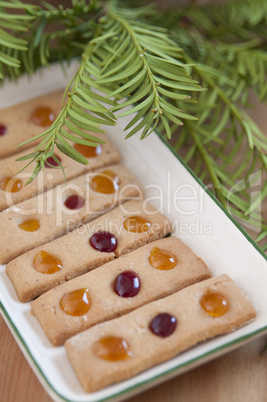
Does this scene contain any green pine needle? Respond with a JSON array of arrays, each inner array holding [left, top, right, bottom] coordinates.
[[151, 0, 267, 249]]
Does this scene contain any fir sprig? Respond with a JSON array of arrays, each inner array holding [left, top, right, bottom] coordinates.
[[96, 3, 201, 139], [6, 0, 202, 183], [17, 27, 117, 184], [0, 0, 101, 79], [150, 0, 267, 248]]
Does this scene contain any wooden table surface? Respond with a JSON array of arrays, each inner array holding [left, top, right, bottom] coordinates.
[[1, 1, 267, 401]]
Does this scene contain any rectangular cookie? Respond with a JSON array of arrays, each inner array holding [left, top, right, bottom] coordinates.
[[0, 165, 143, 264], [6, 199, 172, 302], [0, 90, 64, 158], [31, 237, 210, 346], [65, 274, 256, 392], [0, 132, 120, 211]]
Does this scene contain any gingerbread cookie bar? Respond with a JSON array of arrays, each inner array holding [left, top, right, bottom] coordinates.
[[6, 199, 172, 302], [0, 165, 143, 264], [65, 274, 256, 392], [0, 90, 64, 158], [31, 237, 210, 346], [0, 133, 120, 212]]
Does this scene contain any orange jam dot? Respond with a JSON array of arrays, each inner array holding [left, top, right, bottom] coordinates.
[[123, 216, 151, 233], [0, 177, 23, 193], [149, 247, 177, 270], [60, 288, 90, 316], [90, 170, 119, 194], [93, 336, 132, 361], [200, 292, 230, 317], [33, 251, 62, 274], [18, 219, 40, 232], [73, 142, 102, 158], [30, 106, 56, 126]]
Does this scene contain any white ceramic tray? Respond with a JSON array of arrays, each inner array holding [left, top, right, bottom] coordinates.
[[0, 63, 267, 402]]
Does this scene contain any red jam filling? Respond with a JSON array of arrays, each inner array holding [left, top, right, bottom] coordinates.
[[114, 271, 141, 297], [64, 194, 85, 210], [0, 124, 7, 136], [89, 231, 117, 253], [44, 155, 61, 168], [149, 313, 177, 338]]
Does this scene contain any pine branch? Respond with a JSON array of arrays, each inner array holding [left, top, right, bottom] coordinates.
[[151, 0, 267, 248], [17, 28, 117, 184], [0, 0, 101, 80], [95, 2, 202, 140], [16, 1, 206, 181]]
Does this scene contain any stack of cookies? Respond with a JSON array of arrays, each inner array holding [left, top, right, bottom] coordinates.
[[0, 91, 256, 392]]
